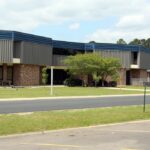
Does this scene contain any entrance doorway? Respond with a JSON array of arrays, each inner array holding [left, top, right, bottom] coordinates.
[[126, 70, 131, 85], [47, 69, 69, 85], [0, 66, 2, 81]]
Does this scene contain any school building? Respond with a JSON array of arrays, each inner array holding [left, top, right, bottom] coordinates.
[[0, 30, 150, 86]]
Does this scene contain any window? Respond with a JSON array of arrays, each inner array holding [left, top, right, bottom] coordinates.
[[53, 48, 84, 55], [132, 52, 138, 65], [13, 41, 21, 58], [53, 48, 72, 55]]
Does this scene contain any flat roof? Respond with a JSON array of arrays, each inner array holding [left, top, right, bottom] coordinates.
[[0, 30, 53, 45], [86, 43, 150, 52], [0, 30, 150, 52]]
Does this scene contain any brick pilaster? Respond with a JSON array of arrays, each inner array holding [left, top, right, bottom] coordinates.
[[3, 64, 7, 81]]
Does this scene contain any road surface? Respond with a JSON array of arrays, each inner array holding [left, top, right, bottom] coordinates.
[[0, 95, 150, 114]]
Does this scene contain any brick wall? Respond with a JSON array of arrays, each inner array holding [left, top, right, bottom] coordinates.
[[2, 64, 7, 81], [117, 68, 126, 85], [131, 69, 140, 78], [131, 69, 147, 79], [130, 69, 148, 86], [13, 64, 40, 86], [140, 69, 147, 78]]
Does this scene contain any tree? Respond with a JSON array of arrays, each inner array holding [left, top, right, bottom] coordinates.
[[64, 53, 102, 86], [128, 38, 150, 48], [92, 72, 101, 87], [117, 39, 127, 44], [129, 38, 141, 45], [140, 39, 146, 47], [64, 53, 121, 87], [89, 41, 96, 43], [99, 58, 121, 86], [91, 57, 121, 86], [42, 67, 48, 85], [144, 38, 150, 48]]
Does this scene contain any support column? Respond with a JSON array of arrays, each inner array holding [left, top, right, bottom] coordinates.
[[117, 68, 126, 86], [51, 66, 54, 96], [147, 72, 150, 82], [3, 64, 7, 81]]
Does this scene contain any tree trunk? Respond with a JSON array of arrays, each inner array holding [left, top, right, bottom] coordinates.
[[82, 78, 87, 87], [82, 80, 84, 87], [102, 80, 104, 87], [95, 81, 99, 87]]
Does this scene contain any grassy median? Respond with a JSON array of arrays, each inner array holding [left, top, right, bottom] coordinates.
[[0, 87, 148, 98], [0, 105, 150, 136]]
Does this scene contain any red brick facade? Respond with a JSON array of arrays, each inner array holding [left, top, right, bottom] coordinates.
[[0, 64, 149, 86], [13, 64, 40, 86]]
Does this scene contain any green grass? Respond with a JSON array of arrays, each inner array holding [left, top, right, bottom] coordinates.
[[0, 87, 148, 98], [0, 105, 150, 136]]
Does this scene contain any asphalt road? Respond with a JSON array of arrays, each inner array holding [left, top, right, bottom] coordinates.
[[0, 120, 150, 150], [0, 95, 150, 114]]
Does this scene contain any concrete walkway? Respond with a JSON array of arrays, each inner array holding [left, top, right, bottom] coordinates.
[[0, 93, 149, 102], [104, 87, 150, 91], [0, 120, 150, 150]]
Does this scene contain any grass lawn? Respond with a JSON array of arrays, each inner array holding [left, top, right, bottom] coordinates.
[[0, 105, 150, 136], [0, 87, 148, 98]]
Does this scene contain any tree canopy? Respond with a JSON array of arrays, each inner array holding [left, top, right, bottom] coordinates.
[[117, 38, 127, 45], [64, 53, 121, 86], [129, 38, 142, 45], [116, 38, 150, 48]]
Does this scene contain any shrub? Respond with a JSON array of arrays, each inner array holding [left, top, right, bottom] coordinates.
[[64, 78, 82, 86], [42, 68, 48, 85], [109, 81, 117, 87]]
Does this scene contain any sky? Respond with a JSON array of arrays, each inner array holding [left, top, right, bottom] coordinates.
[[0, 0, 150, 43]]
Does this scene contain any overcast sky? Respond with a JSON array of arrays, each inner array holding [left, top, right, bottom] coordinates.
[[0, 0, 150, 43]]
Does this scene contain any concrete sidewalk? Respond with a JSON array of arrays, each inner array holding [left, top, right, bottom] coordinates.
[[104, 87, 150, 91], [0, 93, 149, 102], [0, 120, 150, 150]]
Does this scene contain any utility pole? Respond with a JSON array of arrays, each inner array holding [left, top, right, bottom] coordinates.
[[143, 84, 146, 112], [51, 66, 54, 96]]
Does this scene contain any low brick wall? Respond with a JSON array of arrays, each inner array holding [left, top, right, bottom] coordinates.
[[13, 64, 40, 86]]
